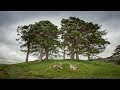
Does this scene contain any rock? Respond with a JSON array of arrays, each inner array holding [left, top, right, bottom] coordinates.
[[69, 64, 77, 71], [52, 64, 63, 69]]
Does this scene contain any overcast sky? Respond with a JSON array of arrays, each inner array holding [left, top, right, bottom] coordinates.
[[0, 11, 120, 64]]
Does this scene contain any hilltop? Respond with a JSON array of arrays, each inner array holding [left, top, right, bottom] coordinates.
[[0, 60, 120, 79]]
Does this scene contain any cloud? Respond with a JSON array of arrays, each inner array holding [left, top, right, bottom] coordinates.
[[0, 11, 120, 64]]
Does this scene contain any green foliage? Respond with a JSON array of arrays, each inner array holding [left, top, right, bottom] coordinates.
[[17, 20, 60, 61], [31, 20, 60, 60], [16, 24, 35, 62], [82, 24, 110, 60], [60, 17, 86, 59], [17, 16, 110, 61], [113, 45, 120, 56], [60, 16, 110, 60]]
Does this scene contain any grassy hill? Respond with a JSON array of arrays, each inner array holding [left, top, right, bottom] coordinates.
[[0, 60, 120, 79]]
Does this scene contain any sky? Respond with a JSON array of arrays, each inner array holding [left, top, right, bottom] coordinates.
[[0, 11, 120, 64]]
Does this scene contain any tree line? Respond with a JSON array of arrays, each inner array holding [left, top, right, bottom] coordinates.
[[16, 16, 110, 62]]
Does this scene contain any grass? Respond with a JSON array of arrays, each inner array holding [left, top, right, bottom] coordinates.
[[0, 60, 120, 79]]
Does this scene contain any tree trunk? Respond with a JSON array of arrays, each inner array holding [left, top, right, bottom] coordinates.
[[38, 48, 43, 61], [25, 44, 30, 62], [88, 53, 91, 61], [71, 48, 74, 60], [87, 42, 91, 61], [63, 45, 65, 60], [76, 50, 79, 60], [75, 38, 79, 60], [46, 51, 49, 60]]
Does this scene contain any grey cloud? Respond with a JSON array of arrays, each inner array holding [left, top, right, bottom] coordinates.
[[0, 11, 63, 27], [99, 11, 120, 22], [0, 11, 120, 64], [1, 11, 120, 26]]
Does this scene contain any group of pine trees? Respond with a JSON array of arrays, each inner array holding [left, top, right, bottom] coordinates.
[[16, 16, 110, 62]]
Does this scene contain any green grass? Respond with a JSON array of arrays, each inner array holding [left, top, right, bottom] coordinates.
[[0, 60, 120, 79]]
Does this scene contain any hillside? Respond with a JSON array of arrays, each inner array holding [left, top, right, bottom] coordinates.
[[0, 60, 120, 79]]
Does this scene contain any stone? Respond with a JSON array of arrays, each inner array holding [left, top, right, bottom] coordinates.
[[52, 64, 63, 69], [69, 64, 77, 71]]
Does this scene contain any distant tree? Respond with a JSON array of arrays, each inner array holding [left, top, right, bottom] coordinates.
[[113, 45, 120, 57], [16, 24, 34, 62]]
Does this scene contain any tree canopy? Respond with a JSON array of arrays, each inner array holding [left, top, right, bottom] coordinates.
[[16, 16, 110, 62], [113, 45, 120, 57]]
